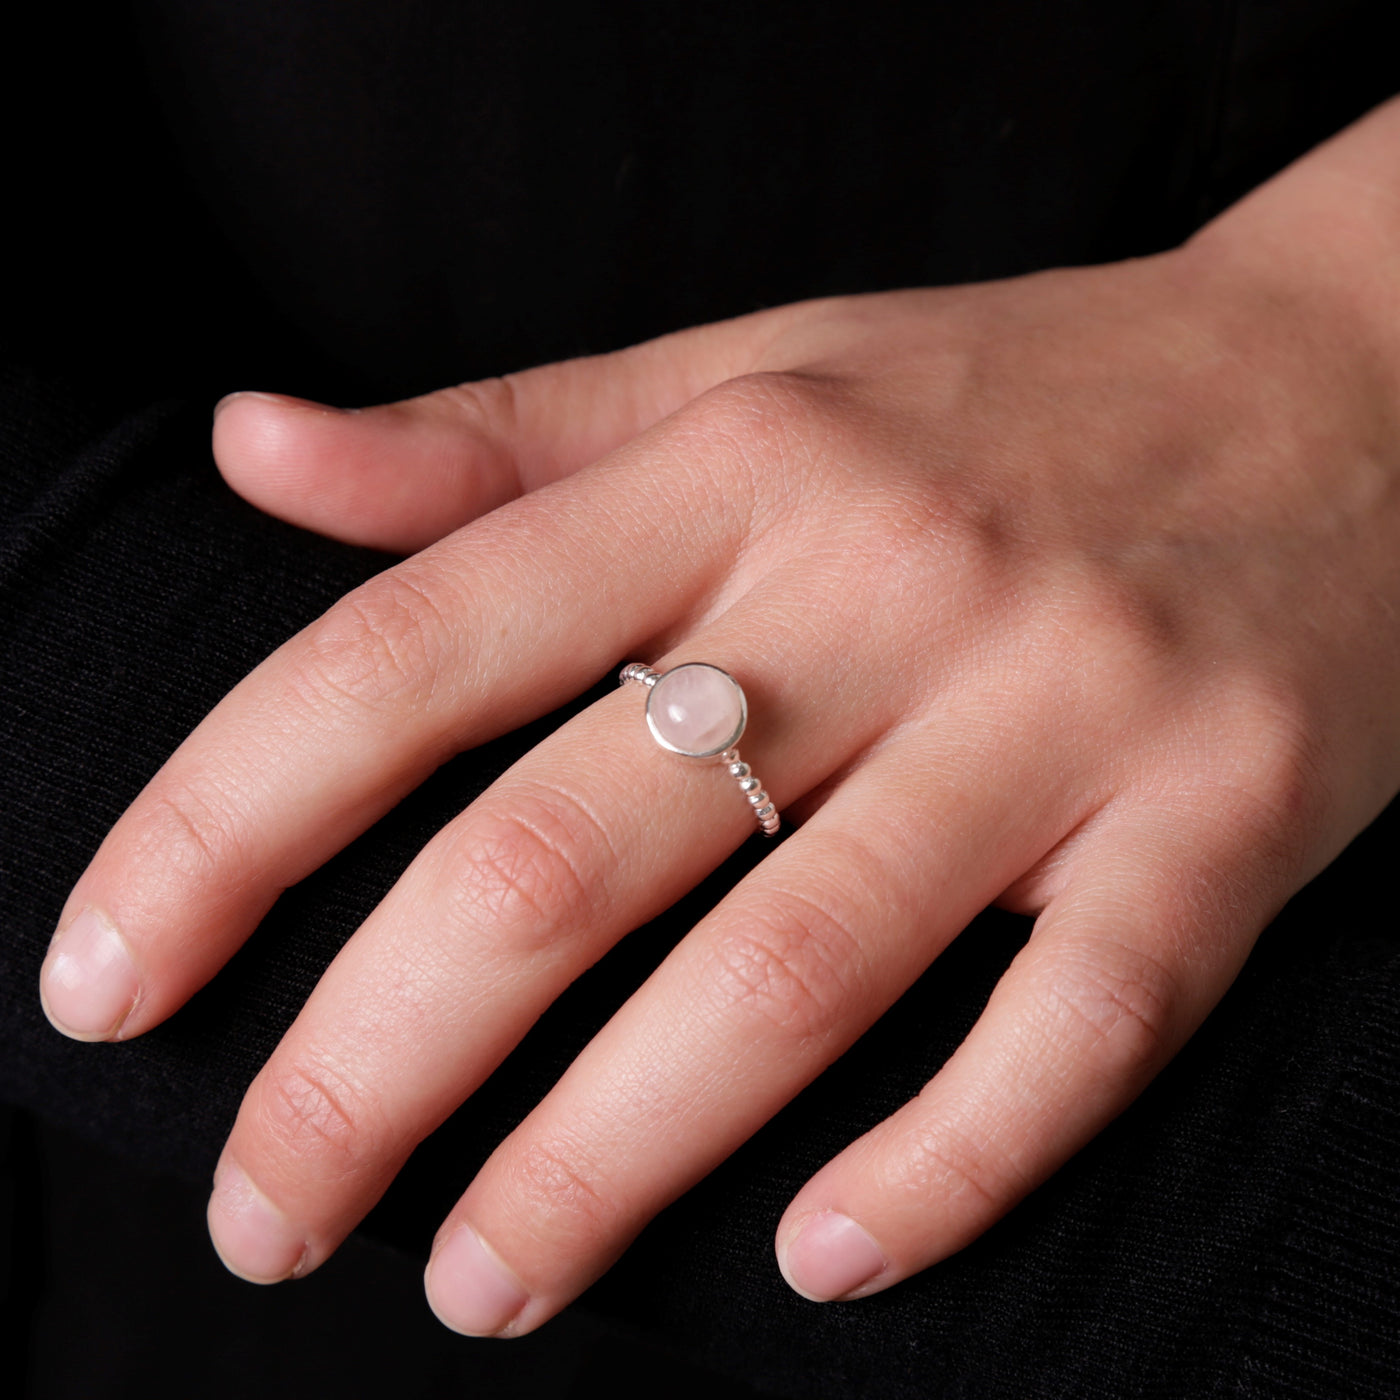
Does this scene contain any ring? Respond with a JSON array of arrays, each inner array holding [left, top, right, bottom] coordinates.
[[619, 661, 780, 837]]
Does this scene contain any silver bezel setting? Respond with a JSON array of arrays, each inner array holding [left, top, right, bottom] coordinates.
[[620, 660, 778, 837]]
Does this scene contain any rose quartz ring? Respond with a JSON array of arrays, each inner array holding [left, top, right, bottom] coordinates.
[[620, 661, 780, 837]]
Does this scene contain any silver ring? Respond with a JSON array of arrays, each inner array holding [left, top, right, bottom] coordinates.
[[620, 661, 780, 837]]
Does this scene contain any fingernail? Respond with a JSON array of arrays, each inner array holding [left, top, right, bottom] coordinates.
[[214, 390, 286, 418], [781, 1211, 887, 1302], [208, 1160, 307, 1284], [426, 1225, 529, 1336], [213, 391, 342, 419], [41, 907, 140, 1040]]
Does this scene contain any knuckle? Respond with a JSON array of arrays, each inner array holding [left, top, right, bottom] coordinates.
[[679, 369, 838, 500], [440, 375, 522, 436], [1021, 582, 1183, 720], [434, 787, 604, 958], [703, 888, 865, 1044], [433, 378, 524, 485], [1028, 937, 1179, 1085], [894, 1119, 1013, 1216], [255, 1053, 391, 1177], [501, 1135, 618, 1240], [1042, 591, 1153, 679], [695, 368, 834, 428], [133, 775, 253, 888], [1146, 679, 1332, 889], [292, 570, 455, 714], [1218, 689, 1331, 854]]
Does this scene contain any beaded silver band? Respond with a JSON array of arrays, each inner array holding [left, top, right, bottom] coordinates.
[[620, 662, 780, 837]]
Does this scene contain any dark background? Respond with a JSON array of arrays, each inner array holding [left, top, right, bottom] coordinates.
[[3, 3, 1399, 1395]]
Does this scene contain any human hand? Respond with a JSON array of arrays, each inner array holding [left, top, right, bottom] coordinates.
[[40, 102, 1400, 1335]]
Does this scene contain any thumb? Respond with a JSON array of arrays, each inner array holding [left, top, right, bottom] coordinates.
[[211, 306, 802, 554]]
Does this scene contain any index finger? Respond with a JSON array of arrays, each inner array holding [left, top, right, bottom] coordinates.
[[39, 397, 762, 1041]]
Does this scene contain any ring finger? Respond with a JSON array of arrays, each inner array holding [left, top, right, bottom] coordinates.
[[206, 571, 919, 1282]]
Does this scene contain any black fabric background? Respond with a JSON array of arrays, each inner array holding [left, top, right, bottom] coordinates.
[[3, 3, 1399, 1395]]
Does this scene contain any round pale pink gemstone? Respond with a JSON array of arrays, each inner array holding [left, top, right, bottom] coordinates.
[[646, 663, 746, 757]]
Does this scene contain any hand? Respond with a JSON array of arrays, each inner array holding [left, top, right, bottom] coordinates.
[[40, 101, 1400, 1335]]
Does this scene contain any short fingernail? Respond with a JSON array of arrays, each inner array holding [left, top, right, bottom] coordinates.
[[426, 1225, 529, 1337], [208, 1160, 307, 1284], [213, 391, 343, 419], [42, 907, 139, 1040], [781, 1211, 887, 1302]]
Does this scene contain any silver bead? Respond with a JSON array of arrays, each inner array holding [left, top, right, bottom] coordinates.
[[728, 761, 751, 779], [746, 789, 769, 807], [739, 776, 761, 794], [754, 802, 776, 820]]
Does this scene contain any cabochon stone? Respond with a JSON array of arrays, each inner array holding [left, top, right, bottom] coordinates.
[[647, 664, 745, 756]]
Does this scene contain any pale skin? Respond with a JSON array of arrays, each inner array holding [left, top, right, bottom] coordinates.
[[39, 97, 1400, 1334]]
